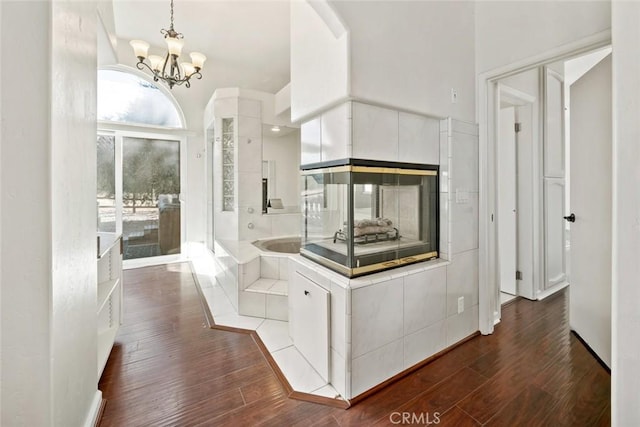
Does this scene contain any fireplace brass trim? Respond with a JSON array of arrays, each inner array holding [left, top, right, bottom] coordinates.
[[301, 248, 439, 278], [301, 165, 437, 176]]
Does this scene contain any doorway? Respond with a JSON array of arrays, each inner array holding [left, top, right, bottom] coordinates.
[[480, 39, 611, 368], [497, 84, 536, 306], [96, 132, 185, 262]]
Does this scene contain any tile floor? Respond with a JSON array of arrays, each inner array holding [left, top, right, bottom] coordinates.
[[190, 256, 342, 399]]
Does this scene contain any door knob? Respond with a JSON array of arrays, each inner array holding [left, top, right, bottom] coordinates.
[[563, 213, 575, 223]]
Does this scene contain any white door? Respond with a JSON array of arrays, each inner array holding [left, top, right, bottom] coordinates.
[[498, 107, 517, 295], [568, 54, 612, 367]]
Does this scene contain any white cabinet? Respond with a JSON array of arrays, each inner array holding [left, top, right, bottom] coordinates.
[[97, 232, 123, 379], [290, 272, 330, 381]]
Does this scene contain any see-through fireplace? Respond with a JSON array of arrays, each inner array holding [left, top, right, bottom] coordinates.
[[301, 159, 438, 277]]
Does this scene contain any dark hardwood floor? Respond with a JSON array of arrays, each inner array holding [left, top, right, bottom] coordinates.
[[98, 263, 610, 426]]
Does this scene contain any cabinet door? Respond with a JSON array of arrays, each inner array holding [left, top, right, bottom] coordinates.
[[290, 272, 330, 381]]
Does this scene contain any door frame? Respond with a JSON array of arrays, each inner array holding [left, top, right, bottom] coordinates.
[[97, 127, 188, 269], [477, 30, 611, 334]]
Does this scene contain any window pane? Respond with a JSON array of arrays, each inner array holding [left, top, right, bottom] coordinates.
[[122, 137, 181, 259], [97, 135, 116, 232], [98, 69, 183, 128]]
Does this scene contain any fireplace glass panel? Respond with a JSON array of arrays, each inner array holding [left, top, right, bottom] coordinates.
[[301, 160, 438, 277]]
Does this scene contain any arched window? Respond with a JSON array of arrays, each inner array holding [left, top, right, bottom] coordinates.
[[98, 69, 185, 128]]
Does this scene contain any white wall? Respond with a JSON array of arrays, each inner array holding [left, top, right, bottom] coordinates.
[[1, 1, 99, 426], [1, 3, 52, 424], [612, 1, 640, 424], [333, 1, 476, 123], [475, 1, 611, 74], [290, 1, 349, 122], [51, 1, 100, 424]]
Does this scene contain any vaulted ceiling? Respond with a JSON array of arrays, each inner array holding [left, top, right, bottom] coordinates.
[[112, 0, 292, 95]]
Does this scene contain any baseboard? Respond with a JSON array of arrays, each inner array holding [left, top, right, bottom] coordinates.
[[537, 281, 569, 300], [571, 330, 611, 374], [83, 390, 104, 427]]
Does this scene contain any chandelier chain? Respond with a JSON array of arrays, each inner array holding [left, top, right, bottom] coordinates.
[[169, 0, 174, 31]]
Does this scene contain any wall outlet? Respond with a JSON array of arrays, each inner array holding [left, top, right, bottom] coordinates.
[[457, 296, 464, 314]]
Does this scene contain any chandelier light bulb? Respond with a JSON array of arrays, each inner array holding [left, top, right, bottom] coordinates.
[[130, 40, 150, 59], [148, 55, 164, 72], [166, 36, 184, 56], [181, 62, 195, 77], [190, 52, 206, 70]]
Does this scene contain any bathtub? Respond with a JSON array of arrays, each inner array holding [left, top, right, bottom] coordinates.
[[252, 237, 301, 254]]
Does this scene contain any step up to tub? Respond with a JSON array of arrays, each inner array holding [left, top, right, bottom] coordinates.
[[239, 278, 288, 321], [245, 278, 288, 296]]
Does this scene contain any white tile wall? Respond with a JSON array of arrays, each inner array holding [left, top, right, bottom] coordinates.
[[351, 338, 404, 397], [237, 172, 262, 207], [266, 294, 288, 321], [403, 319, 447, 369], [330, 282, 347, 358], [439, 130, 450, 193], [451, 131, 479, 192], [270, 213, 302, 237], [330, 348, 347, 398], [450, 192, 479, 254], [237, 137, 262, 174], [439, 192, 450, 259], [321, 102, 351, 161], [398, 112, 440, 164], [279, 258, 289, 280], [403, 267, 447, 335], [451, 119, 479, 136], [240, 257, 260, 290], [445, 304, 479, 347], [238, 290, 266, 318], [351, 278, 403, 358], [261, 256, 280, 279], [301, 118, 322, 165], [352, 102, 399, 161], [446, 249, 479, 316], [238, 210, 271, 240]]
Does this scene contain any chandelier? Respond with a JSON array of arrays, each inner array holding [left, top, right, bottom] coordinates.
[[129, 0, 206, 89]]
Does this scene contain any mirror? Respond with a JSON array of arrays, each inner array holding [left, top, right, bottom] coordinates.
[[262, 124, 301, 214]]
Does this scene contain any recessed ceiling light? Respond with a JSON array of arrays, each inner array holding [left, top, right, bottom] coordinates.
[[271, 125, 281, 132]]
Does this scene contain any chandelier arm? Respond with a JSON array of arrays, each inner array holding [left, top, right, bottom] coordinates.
[[161, 52, 171, 81], [135, 60, 155, 74]]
